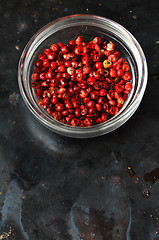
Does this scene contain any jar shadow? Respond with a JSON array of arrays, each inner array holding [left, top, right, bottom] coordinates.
[[20, 101, 120, 159]]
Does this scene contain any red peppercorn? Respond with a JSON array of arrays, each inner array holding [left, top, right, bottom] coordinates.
[[50, 61, 58, 69], [91, 91, 99, 100], [69, 39, 76, 46], [62, 109, 69, 116], [99, 89, 107, 97], [96, 118, 102, 124], [31, 81, 40, 89], [61, 46, 69, 54], [58, 88, 66, 94], [65, 101, 72, 109], [47, 104, 54, 114], [55, 103, 64, 112], [51, 97, 59, 104], [44, 49, 51, 55], [92, 54, 100, 62], [31, 73, 40, 81], [75, 69, 82, 75], [50, 78, 58, 87], [83, 47, 90, 55], [34, 60, 43, 68], [106, 77, 113, 84], [82, 56, 92, 66], [97, 97, 105, 105], [109, 107, 119, 115], [118, 79, 125, 85], [94, 43, 101, 52], [117, 57, 124, 64], [89, 107, 96, 114], [45, 70, 54, 79], [75, 36, 84, 45], [103, 50, 111, 57], [125, 82, 133, 91], [76, 73, 86, 82], [110, 69, 117, 78], [62, 92, 70, 101], [74, 46, 83, 55], [39, 53, 46, 61], [84, 118, 92, 126], [81, 108, 88, 116], [102, 81, 109, 89], [87, 77, 95, 86], [122, 64, 130, 72], [71, 61, 78, 68], [61, 72, 69, 80], [41, 81, 50, 88], [114, 51, 121, 58], [47, 52, 56, 61], [35, 88, 42, 97], [109, 100, 116, 106], [80, 82, 87, 89], [74, 108, 81, 117], [83, 66, 91, 74], [71, 118, 79, 126], [58, 65, 67, 73], [116, 103, 123, 108], [43, 97, 50, 105], [93, 81, 103, 90], [87, 100, 95, 108], [57, 94, 63, 99], [101, 113, 108, 122], [113, 62, 122, 70], [50, 44, 59, 52], [107, 91, 114, 100], [93, 71, 101, 80], [108, 54, 118, 62], [115, 84, 124, 93], [86, 114, 94, 118], [86, 86, 92, 94], [93, 37, 102, 45], [114, 91, 121, 99], [117, 69, 124, 77], [95, 62, 103, 69], [123, 90, 130, 94], [95, 103, 102, 111], [59, 79, 67, 88], [79, 90, 88, 98], [123, 94, 128, 101], [83, 97, 90, 104], [72, 101, 80, 108], [43, 59, 51, 68], [80, 120, 85, 127], [122, 72, 132, 81], [58, 42, 65, 48], [103, 102, 109, 111], [64, 61, 71, 68], [68, 113, 74, 119]]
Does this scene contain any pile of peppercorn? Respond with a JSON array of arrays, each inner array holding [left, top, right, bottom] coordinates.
[[31, 36, 132, 127]]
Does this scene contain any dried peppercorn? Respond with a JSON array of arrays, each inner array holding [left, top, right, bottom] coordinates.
[[31, 36, 133, 127]]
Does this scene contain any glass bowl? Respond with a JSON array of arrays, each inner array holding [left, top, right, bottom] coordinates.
[[18, 14, 148, 138]]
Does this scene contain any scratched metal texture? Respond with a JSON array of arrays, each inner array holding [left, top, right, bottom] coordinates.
[[0, 0, 159, 239]]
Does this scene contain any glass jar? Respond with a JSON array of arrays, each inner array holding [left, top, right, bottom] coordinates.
[[18, 14, 148, 138]]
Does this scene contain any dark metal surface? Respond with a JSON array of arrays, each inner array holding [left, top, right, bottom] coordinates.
[[0, 0, 159, 239]]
